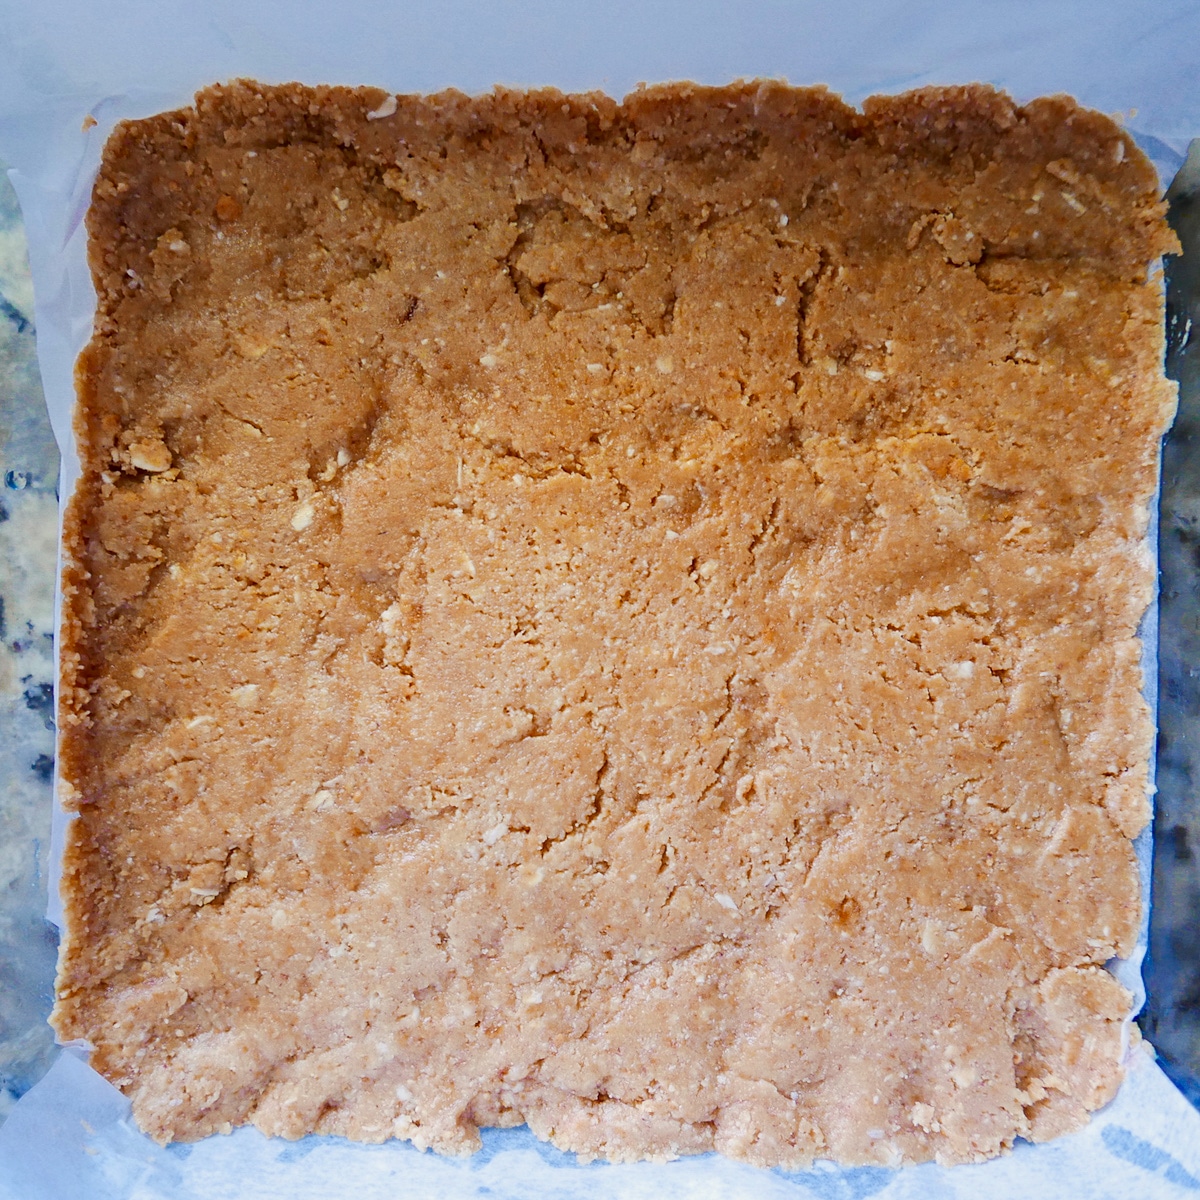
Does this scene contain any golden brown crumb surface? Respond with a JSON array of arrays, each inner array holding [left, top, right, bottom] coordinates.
[[54, 79, 1176, 1168]]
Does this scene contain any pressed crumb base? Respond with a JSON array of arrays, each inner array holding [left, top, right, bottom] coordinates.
[[54, 80, 1176, 1167]]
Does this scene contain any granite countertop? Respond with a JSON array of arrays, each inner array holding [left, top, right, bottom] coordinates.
[[0, 164, 60, 1119], [0, 151, 1197, 1123], [1144, 144, 1200, 1108]]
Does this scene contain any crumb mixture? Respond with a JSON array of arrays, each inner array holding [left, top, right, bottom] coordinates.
[[53, 80, 1176, 1167]]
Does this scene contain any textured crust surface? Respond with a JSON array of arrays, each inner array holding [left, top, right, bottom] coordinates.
[[54, 80, 1176, 1167]]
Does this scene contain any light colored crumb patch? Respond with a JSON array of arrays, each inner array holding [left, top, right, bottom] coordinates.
[[366, 95, 398, 121], [128, 439, 172, 473]]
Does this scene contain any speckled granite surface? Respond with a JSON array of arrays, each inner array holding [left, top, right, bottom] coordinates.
[[1142, 142, 1200, 1106], [0, 148, 1197, 1126], [0, 162, 60, 1120]]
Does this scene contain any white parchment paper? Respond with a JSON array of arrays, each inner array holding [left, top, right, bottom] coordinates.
[[1, 2, 1199, 1196]]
